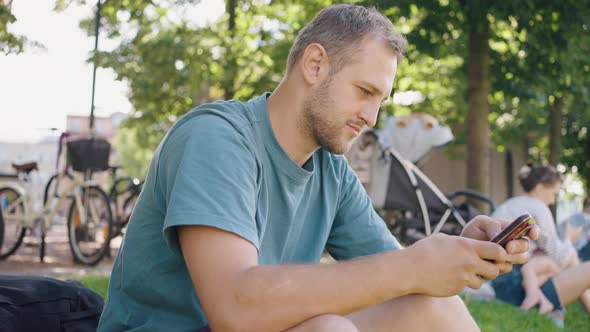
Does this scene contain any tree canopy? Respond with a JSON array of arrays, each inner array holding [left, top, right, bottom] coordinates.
[[55, 0, 590, 190]]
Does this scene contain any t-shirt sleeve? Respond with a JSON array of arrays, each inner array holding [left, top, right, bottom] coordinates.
[[159, 114, 259, 254], [326, 160, 401, 260]]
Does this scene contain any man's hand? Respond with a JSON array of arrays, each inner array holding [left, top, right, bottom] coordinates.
[[461, 215, 540, 273], [407, 233, 508, 297]]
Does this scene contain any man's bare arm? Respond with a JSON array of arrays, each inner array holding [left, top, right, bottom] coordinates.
[[179, 225, 510, 332]]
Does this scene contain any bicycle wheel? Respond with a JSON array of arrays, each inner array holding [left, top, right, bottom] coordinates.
[[67, 186, 113, 266], [0, 206, 3, 252], [120, 189, 139, 234], [0, 187, 26, 259], [41, 174, 59, 263]]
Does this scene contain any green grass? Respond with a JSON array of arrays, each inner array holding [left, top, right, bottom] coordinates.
[[75, 275, 590, 331], [465, 296, 590, 332], [75, 274, 110, 300]]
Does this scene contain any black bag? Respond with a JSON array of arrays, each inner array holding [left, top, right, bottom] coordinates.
[[0, 275, 104, 332]]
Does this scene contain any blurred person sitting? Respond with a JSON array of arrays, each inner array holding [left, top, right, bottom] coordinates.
[[489, 165, 590, 326], [559, 197, 590, 261]]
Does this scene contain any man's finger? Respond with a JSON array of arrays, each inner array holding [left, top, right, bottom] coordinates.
[[507, 252, 529, 265], [483, 218, 503, 240], [474, 241, 509, 262], [467, 274, 483, 290], [475, 260, 501, 280], [527, 225, 541, 241], [497, 262, 513, 275], [505, 238, 530, 255]]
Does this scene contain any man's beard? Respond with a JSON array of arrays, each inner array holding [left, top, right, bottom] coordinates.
[[300, 79, 351, 155]]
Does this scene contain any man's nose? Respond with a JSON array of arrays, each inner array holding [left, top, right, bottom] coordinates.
[[359, 104, 380, 128]]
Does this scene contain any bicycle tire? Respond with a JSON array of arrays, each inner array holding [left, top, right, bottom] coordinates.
[[0, 199, 4, 252], [110, 176, 135, 198], [0, 187, 26, 259], [43, 174, 58, 204], [67, 186, 113, 266], [42, 173, 72, 263], [40, 232, 46, 262], [119, 189, 139, 234], [43, 173, 75, 204]]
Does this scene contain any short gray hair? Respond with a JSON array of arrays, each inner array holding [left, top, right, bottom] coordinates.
[[286, 4, 407, 74]]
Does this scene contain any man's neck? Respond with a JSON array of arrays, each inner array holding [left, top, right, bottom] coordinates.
[[267, 78, 318, 167]]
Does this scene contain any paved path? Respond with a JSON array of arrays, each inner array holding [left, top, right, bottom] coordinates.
[[0, 224, 119, 277]]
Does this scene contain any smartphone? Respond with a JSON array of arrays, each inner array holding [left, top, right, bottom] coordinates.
[[491, 213, 536, 247]]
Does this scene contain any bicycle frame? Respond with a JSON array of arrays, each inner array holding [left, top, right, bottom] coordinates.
[[2, 171, 95, 233], [1, 131, 113, 265]]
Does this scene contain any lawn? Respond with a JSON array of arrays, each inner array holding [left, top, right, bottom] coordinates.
[[464, 295, 590, 332], [77, 275, 590, 332]]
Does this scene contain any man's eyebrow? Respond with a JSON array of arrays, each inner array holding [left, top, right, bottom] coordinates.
[[359, 81, 391, 103]]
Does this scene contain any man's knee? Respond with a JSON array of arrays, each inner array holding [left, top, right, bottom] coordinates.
[[397, 295, 479, 332], [420, 295, 479, 332], [290, 314, 359, 332]]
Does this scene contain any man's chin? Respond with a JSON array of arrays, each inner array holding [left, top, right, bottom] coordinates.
[[323, 142, 353, 155]]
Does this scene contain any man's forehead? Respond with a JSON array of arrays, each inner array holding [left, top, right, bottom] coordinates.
[[347, 59, 397, 94]]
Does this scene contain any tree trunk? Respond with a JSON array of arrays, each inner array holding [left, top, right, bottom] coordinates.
[[466, 2, 490, 208], [548, 96, 565, 166], [523, 135, 531, 165], [584, 136, 590, 194], [223, 0, 237, 100], [505, 149, 514, 199]]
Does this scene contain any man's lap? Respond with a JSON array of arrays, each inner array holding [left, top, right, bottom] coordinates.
[[195, 295, 477, 332], [346, 294, 478, 332]]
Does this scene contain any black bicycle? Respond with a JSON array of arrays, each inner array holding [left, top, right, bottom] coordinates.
[[106, 165, 142, 254]]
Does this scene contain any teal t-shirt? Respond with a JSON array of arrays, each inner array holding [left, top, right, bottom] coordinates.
[[97, 93, 400, 331]]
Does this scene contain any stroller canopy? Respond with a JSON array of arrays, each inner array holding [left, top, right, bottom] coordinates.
[[374, 115, 454, 163]]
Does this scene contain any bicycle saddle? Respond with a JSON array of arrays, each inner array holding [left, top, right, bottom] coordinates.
[[12, 161, 38, 173]]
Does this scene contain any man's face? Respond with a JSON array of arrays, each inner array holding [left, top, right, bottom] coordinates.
[[301, 38, 398, 155]]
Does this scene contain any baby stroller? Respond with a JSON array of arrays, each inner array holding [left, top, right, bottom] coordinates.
[[350, 114, 496, 244]]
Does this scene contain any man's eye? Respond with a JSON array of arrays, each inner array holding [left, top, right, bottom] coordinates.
[[359, 87, 371, 96]]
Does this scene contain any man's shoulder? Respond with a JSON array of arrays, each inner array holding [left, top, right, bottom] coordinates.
[[162, 98, 263, 146], [156, 98, 263, 162], [180, 99, 256, 129]]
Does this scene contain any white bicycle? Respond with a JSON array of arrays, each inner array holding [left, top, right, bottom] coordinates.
[[0, 133, 113, 265]]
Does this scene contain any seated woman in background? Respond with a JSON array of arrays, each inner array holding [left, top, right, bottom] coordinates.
[[489, 165, 590, 326], [560, 197, 590, 261]]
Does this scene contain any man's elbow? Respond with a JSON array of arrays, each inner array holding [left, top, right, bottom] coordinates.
[[203, 269, 272, 331], [206, 291, 265, 332]]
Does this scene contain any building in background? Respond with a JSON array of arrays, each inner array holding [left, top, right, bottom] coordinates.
[[66, 112, 127, 140], [0, 137, 58, 174], [0, 112, 128, 186]]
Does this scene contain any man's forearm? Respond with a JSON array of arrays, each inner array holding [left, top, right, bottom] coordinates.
[[227, 249, 416, 331]]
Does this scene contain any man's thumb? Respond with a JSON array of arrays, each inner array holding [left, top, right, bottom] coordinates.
[[485, 219, 503, 240]]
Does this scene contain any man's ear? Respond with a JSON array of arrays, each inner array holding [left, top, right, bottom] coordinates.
[[300, 43, 330, 85]]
